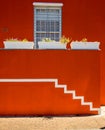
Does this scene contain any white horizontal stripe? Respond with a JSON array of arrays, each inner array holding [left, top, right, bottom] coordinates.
[[0, 79, 57, 82], [33, 2, 63, 7]]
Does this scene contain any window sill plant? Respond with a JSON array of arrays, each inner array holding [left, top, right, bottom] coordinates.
[[3, 38, 34, 49], [70, 38, 100, 50], [38, 36, 71, 49]]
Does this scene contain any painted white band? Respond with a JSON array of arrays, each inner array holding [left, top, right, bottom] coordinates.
[[33, 2, 63, 7]]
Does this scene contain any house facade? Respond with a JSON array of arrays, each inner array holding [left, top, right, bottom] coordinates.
[[0, 0, 105, 105]]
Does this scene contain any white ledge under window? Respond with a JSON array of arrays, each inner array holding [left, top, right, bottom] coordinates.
[[33, 2, 63, 7]]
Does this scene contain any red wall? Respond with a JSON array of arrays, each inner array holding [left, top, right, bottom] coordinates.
[[0, 50, 100, 115], [0, 0, 105, 104]]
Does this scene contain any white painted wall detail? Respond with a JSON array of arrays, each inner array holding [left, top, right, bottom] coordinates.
[[0, 78, 100, 113]]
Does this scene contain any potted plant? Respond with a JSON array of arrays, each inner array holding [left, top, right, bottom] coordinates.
[[38, 36, 71, 49], [60, 35, 72, 49], [70, 38, 100, 50], [3, 38, 34, 49]]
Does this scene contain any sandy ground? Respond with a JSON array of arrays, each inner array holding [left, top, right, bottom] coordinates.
[[0, 107, 105, 130]]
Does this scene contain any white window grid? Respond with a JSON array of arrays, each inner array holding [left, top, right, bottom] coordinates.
[[34, 6, 62, 48]]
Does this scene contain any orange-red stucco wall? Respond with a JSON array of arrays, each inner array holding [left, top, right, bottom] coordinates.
[[0, 50, 100, 115], [0, 0, 105, 104]]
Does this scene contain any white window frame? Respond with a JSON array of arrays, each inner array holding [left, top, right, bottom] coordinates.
[[33, 2, 63, 48]]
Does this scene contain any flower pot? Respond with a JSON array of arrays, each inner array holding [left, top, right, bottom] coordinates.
[[70, 42, 100, 50], [3, 41, 34, 49], [38, 42, 66, 49]]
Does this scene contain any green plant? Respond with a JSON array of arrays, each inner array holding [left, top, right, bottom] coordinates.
[[5, 38, 28, 42], [59, 35, 72, 44], [41, 38, 55, 42]]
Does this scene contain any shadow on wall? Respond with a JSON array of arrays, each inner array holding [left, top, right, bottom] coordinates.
[[100, 127, 105, 129]]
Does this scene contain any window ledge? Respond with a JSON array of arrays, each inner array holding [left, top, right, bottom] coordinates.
[[33, 2, 63, 7]]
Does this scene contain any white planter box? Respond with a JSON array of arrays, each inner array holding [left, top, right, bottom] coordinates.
[[70, 42, 100, 50], [3, 41, 34, 49], [38, 42, 66, 49]]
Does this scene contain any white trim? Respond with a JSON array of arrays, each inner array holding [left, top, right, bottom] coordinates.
[[33, 2, 63, 7], [0, 79, 56, 82], [0, 78, 100, 113]]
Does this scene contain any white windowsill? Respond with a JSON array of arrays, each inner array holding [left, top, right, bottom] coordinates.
[[33, 2, 63, 7]]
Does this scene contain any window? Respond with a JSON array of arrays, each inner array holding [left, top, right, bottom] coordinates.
[[33, 2, 63, 48]]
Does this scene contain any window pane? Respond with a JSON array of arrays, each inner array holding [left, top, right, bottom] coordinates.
[[41, 21, 46, 31], [36, 20, 40, 31], [34, 6, 62, 44], [54, 33, 60, 41]]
